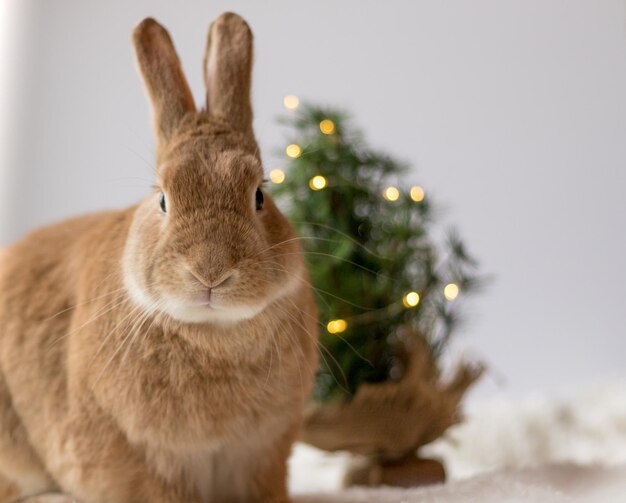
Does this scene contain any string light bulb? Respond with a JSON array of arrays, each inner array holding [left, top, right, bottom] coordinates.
[[283, 95, 299, 110], [269, 169, 285, 184], [383, 186, 400, 201], [286, 144, 302, 158], [319, 119, 335, 135], [309, 175, 327, 190], [444, 283, 460, 301], [403, 291, 420, 308], [327, 319, 348, 334], [410, 185, 425, 202]]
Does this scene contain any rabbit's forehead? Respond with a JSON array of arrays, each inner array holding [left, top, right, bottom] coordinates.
[[160, 148, 261, 194]]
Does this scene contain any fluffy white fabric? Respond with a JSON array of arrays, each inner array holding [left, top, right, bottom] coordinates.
[[289, 377, 626, 502], [423, 378, 626, 479], [295, 465, 626, 503]]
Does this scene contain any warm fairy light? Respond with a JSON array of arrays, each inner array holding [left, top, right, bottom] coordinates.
[[309, 175, 327, 190], [410, 185, 425, 202], [327, 319, 348, 334], [319, 119, 335, 135], [444, 283, 460, 301], [283, 95, 299, 110], [286, 144, 302, 158], [383, 186, 400, 201], [269, 169, 285, 184], [403, 291, 420, 308]]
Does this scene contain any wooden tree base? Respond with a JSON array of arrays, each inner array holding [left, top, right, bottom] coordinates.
[[301, 337, 483, 458], [344, 454, 446, 488]]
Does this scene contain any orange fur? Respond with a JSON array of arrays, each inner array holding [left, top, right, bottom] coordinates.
[[0, 12, 318, 503]]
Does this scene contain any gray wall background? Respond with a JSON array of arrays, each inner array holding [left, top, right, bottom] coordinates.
[[1, 0, 625, 402]]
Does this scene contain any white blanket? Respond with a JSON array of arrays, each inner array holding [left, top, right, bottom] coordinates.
[[295, 464, 626, 502]]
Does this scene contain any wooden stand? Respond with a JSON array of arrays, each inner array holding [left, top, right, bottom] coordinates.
[[300, 336, 483, 488], [345, 454, 446, 488]]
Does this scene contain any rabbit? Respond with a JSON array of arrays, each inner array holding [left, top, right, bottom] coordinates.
[[0, 12, 318, 503]]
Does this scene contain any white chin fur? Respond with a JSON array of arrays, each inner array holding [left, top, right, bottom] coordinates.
[[161, 295, 266, 324]]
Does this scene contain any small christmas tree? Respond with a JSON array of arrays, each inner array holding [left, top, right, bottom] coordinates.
[[271, 103, 484, 486], [271, 103, 482, 404]]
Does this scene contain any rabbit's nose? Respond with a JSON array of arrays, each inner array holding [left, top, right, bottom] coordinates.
[[186, 264, 236, 290], [207, 271, 235, 290], [206, 272, 237, 303]]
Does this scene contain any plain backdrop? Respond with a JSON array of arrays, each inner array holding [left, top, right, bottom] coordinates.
[[1, 0, 625, 403]]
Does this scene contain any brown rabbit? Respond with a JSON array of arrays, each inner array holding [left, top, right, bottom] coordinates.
[[0, 12, 318, 503]]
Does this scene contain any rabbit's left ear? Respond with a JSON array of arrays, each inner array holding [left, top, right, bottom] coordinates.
[[133, 18, 196, 152], [203, 12, 254, 133]]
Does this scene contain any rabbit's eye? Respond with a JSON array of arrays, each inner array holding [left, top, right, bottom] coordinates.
[[159, 192, 167, 213], [255, 188, 264, 211]]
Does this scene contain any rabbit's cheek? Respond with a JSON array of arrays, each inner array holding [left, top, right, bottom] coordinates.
[[122, 209, 164, 314]]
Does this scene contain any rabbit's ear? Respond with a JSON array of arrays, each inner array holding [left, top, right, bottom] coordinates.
[[133, 18, 195, 151], [203, 13, 253, 133]]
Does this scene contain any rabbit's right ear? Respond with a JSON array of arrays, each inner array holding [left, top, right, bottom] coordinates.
[[203, 13, 253, 134], [133, 18, 195, 154]]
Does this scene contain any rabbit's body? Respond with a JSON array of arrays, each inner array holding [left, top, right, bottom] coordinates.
[[0, 13, 318, 503]]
